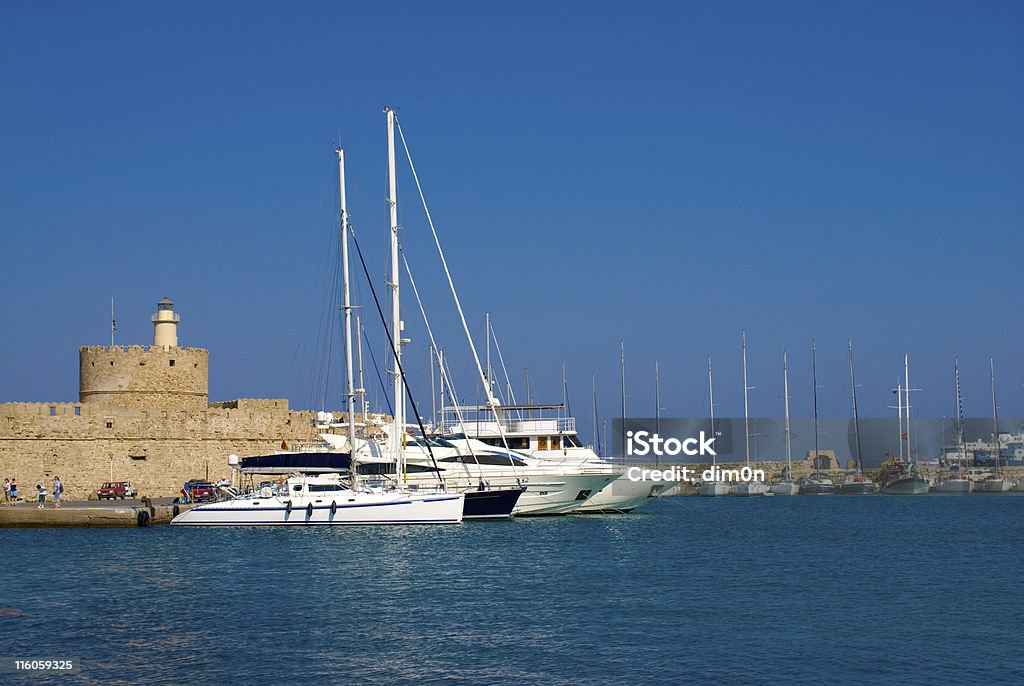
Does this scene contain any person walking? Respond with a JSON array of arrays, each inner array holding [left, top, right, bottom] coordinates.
[[3, 478, 10, 506], [52, 477, 63, 508], [36, 483, 47, 509]]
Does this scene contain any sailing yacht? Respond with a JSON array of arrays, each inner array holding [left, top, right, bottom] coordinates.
[[975, 359, 1011, 493], [173, 135, 465, 525], [937, 358, 973, 494], [838, 341, 878, 495], [731, 332, 768, 496], [769, 351, 799, 496], [698, 356, 731, 496], [879, 355, 928, 495], [799, 340, 837, 495]]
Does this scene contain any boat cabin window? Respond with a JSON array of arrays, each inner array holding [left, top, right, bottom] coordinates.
[[562, 435, 582, 448], [439, 454, 527, 467], [292, 485, 302, 492], [538, 436, 548, 450], [308, 484, 345, 492], [550, 436, 561, 450]]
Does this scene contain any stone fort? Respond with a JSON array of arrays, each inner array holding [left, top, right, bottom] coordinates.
[[0, 299, 321, 498]]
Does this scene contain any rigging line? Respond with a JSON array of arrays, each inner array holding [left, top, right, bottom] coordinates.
[[362, 324, 392, 416], [488, 322, 523, 422], [399, 245, 483, 468], [393, 115, 511, 455], [348, 222, 443, 483]]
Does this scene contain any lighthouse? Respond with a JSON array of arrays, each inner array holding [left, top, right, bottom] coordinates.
[[152, 297, 180, 348]]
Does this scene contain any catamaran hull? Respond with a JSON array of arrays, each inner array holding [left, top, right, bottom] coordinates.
[[880, 478, 929, 495], [571, 473, 680, 513], [936, 479, 973, 494], [838, 482, 879, 495], [768, 481, 799, 496], [730, 480, 769, 496], [170, 493, 465, 525], [697, 481, 731, 496]]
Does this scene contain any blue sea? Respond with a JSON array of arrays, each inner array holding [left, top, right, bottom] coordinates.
[[2, 496, 1022, 685]]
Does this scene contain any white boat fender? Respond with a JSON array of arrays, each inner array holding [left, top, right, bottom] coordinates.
[[330, 501, 337, 516], [306, 503, 313, 518]]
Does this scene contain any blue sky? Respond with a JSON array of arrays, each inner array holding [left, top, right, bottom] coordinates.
[[1, 1, 1022, 435]]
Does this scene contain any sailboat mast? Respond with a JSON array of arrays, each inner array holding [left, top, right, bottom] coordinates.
[[905, 354, 912, 465], [592, 374, 598, 455], [742, 330, 750, 466], [954, 358, 966, 470], [356, 314, 368, 420], [620, 341, 626, 455], [337, 147, 359, 490], [783, 351, 791, 473], [708, 356, 716, 468], [990, 357, 1000, 475], [812, 340, 820, 477], [897, 381, 904, 461], [385, 107, 405, 477], [655, 360, 661, 468], [849, 340, 863, 475], [485, 312, 492, 398]]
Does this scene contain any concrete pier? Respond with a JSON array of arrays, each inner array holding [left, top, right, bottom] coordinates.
[[0, 498, 195, 527]]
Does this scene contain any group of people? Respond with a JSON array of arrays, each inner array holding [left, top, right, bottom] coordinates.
[[3, 477, 63, 508]]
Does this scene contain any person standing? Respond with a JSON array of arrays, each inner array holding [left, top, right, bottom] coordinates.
[[10, 478, 18, 504], [36, 483, 47, 509], [3, 478, 9, 506], [52, 477, 63, 508]]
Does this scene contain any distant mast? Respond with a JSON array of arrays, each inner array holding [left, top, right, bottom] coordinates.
[[110, 297, 116, 347], [849, 340, 864, 475], [384, 107, 405, 477], [783, 351, 792, 474]]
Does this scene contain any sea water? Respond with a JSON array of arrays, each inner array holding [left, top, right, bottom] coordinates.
[[1, 495, 1021, 685]]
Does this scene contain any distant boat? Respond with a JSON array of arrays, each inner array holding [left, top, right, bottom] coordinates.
[[880, 355, 928, 495], [799, 340, 837, 496], [730, 331, 768, 496], [769, 351, 798, 496], [975, 359, 1010, 493], [937, 358, 973, 494], [838, 341, 878, 495], [698, 356, 731, 497]]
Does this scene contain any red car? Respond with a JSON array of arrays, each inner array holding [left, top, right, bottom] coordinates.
[[181, 480, 216, 503], [98, 481, 136, 500]]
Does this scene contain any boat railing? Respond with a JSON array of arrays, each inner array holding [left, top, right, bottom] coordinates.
[[445, 416, 576, 436]]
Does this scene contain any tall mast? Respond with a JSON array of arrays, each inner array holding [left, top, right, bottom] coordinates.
[[384, 107, 404, 476], [742, 330, 750, 466], [592, 373, 598, 455], [110, 297, 116, 347], [438, 349, 446, 431], [955, 357, 966, 470], [708, 356, 716, 468], [812, 339, 820, 477], [783, 351, 791, 474], [905, 354, 911, 465], [990, 357, 1000, 475], [849, 340, 863, 475], [356, 314, 368, 419], [620, 341, 626, 455], [897, 381, 904, 461], [337, 147, 359, 490], [429, 343, 436, 429], [655, 360, 661, 468], [485, 312, 492, 398]]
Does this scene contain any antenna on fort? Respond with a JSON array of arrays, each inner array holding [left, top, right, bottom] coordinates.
[[111, 297, 117, 347]]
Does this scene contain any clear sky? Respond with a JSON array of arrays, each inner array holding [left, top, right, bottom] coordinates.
[[2, 1, 1022, 437]]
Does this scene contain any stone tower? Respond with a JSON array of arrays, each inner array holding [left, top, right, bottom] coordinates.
[[79, 299, 209, 410]]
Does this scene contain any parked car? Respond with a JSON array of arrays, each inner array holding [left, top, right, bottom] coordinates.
[[98, 481, 136, 500], [181, 479, 216, 503]]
